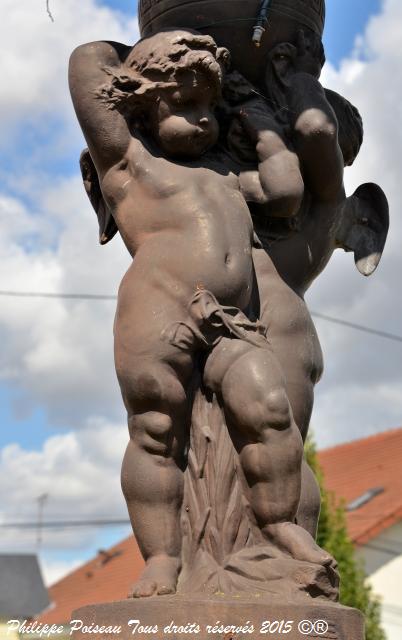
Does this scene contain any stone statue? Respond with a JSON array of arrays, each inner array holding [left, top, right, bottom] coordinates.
[[69, 0, 389, 637]]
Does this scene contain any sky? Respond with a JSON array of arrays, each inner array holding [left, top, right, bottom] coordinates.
[[0, 0, 401, 587]]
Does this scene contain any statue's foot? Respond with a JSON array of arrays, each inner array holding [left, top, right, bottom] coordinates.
[[129, 555, 180, 598], [263, 522, 335, 567]]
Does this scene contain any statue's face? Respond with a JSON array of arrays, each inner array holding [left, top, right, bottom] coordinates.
[[151, 71, 219, 158]]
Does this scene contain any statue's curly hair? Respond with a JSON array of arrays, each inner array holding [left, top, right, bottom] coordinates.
[[97, 30, 230, 115]]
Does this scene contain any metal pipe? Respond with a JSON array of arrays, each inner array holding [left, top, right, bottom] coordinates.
[[252, 0, 272, 47]]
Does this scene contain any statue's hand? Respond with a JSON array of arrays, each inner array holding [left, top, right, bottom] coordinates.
[[236, 100, 279, 143]]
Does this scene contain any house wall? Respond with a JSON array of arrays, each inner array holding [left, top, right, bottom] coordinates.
[[356, 522, 402, 640], [357, 522, 402, 575]]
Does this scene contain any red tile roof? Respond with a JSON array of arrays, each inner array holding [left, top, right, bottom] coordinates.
[[319, 427, 402, 545], [38, 427, 402, 625], [39, 536, 144, 625]]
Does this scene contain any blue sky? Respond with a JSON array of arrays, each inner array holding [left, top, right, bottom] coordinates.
[[324, 0, 381, 63], [1, 0, 400, 585]]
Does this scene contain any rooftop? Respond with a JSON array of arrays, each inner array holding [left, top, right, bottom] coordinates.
[[0, 554, 49, 619], [38, 536, 143, 625], [319, 427, 402, 545]]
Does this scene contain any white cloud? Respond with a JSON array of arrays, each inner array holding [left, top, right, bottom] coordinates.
[[0, 419, 130, 581], [0, 420, 127, 517], [309, 0, 402, 446], [0, 0, 136, 425], [0, 0, 138, 140], [0, 177, 130, 426]]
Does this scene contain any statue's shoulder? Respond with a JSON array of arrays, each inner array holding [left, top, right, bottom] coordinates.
[[70, 40, 129, 75]]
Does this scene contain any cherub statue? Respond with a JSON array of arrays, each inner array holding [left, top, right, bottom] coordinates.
[[70, 13, 389, 603], [69, 27, 347, 599]]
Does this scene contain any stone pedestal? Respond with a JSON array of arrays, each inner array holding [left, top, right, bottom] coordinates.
[[71, 596, 364, 640]]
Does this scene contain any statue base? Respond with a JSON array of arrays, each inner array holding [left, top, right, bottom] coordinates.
[[71, 595, 364, 639]]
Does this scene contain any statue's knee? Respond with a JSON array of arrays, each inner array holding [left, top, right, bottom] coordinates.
[[263, 387, 292, 431], [226, 382, 291, 439], [122, 366, 164, 410], [298, 460, 321, 536], [130, 411, 173, 455], [124, 364, 186, 413]]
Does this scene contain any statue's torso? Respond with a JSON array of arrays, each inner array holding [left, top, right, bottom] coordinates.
[[102, 136, 256, 309]]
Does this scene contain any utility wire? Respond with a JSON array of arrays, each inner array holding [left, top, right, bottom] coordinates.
[[0, 519, 130, 529], [1, 510, 401, 525], [365, 542, 402, 557], [0, 517, 383, 528], [1, 290, 402, 344], [2, 522, 402, 562], [5, 519, 402, 554], [382, 603, 402, 615], [3, 520, 402, 557], [364, 537, 402, 547], [311, 311, 402, 344], [1, 516, 402, 534], [349, 514, 402, 520], [0, 290, 116, 301]]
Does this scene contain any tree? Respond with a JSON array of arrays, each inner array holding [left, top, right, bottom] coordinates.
[[305, 438, 385, 640]]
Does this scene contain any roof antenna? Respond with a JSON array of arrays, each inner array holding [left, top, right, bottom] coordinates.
[[252, 0, 271, 47], [36, 493, 49, 550]]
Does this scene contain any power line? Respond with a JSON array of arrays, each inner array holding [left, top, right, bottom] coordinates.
[[0, 290, 116, 301], [365, 542, 402, 557], [368, 537, 402, 547], [311, 311, 402, 344], [382, 603, 402, 615], [36, 493, 48, 550], [1, 515, 402, 531], [2, 520, 402, 557], [0, 519, 130, 530], [1, 290, 402, 344], [347, 514, 402, 520]]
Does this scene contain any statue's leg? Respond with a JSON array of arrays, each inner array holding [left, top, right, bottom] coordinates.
[[119, 356, 193, 598], [204, 339, 331, 565], [114, 280, 200, 597], [274, 374, 321, 537], [297, 459, 321, 539]]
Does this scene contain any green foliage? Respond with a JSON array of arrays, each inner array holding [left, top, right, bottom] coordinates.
[[305, 438, 386, 640]]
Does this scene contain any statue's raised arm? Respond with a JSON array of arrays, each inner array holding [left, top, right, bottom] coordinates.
[[278, 30, 345, 202], [69, 40, 132, 177]]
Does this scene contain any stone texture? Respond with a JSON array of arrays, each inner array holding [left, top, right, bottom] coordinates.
[[72, 596, 364, 640]]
